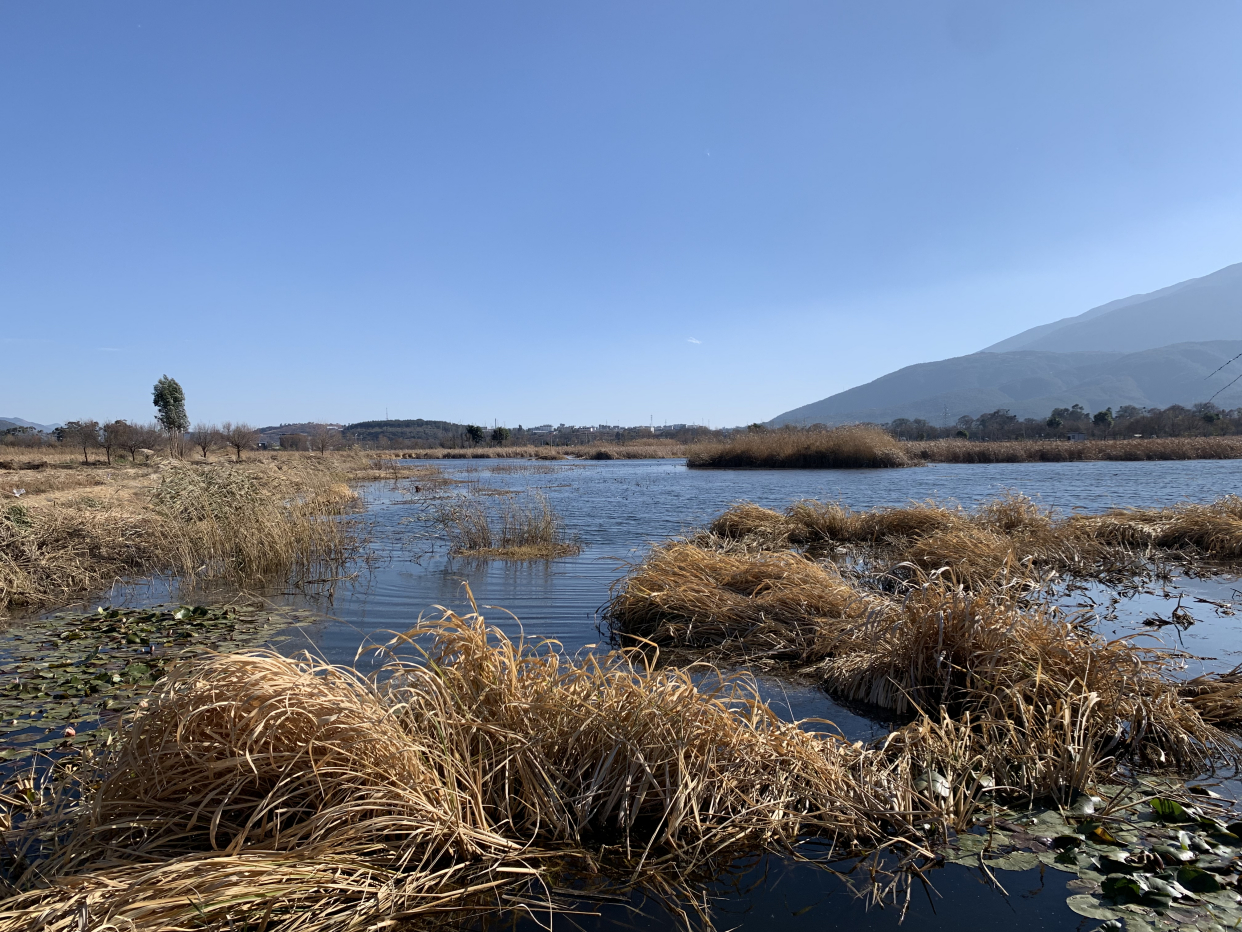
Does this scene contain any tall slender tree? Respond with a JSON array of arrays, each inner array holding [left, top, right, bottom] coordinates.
[[152, 376, 189, 434]]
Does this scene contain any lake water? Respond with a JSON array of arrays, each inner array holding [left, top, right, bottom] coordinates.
[[63, 458, 1242, 930]]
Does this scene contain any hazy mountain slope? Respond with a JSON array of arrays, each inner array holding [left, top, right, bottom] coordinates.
[[983, 262, 1242, 354], [769, 341, 1242, 426], [0, 417, 58, 433]]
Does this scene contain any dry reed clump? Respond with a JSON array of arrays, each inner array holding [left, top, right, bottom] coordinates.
[[607, 542, 1242, 796], [688, 425, 916, 470], [704, 492, 1242, 588], [0, 610, 913, 931], [0, 462, 362, 614], [909, 435, 1242, 463], [433, 491, 581, 559]]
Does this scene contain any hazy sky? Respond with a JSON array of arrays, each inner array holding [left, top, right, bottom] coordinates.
[[3, 1, 1239, 428]]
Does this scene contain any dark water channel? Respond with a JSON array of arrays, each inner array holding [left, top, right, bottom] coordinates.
[[71, 459, 1242, 930]]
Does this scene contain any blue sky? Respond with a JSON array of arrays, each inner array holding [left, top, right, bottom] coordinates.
[[2, 1, 1239, 428]]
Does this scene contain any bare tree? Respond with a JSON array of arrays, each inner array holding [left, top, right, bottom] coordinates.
[[221, 422, 259, 462], [100, 420, 132, 464], [279, 432, 308, 452], [190, 423, 221, 461], [309, 424, 337, 456], [56, 420, 101, 464]]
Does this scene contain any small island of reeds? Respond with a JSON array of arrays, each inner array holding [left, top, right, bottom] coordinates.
[[432, 490, 581, 559], [688, 424, 915, 469]]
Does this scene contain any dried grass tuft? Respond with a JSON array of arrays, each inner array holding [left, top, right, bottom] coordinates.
[[0, 608, 912, 930], [608, 542, 1242, 796]]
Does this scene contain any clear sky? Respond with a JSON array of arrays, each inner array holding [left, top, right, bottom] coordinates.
[[2, 1, 1239, 429]]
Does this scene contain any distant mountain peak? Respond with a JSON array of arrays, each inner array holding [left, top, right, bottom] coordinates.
[[770, 262, 1242, 427]]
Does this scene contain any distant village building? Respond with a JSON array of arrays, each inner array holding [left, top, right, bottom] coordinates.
[[1067, 432, 1087, 442]]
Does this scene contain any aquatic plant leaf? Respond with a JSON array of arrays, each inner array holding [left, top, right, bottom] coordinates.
[[1176, 867, 1223, 893], [1066, 894, 1121, 920], [1151, 798, 1190, 822], [983, 851, 1042, 871], [1102, 873, 1148, 903]]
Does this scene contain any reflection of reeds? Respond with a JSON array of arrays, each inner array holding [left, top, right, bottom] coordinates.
[[607, 538, 1242, 795], [688, 426, 915, 469], [0, 609, 911, 930], [433, 491, 580, 559]]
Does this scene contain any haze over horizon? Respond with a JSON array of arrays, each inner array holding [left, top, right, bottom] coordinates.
[[2, 2, 1239, 428]]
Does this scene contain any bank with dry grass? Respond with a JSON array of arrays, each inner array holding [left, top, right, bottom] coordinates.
[[910, 435, 1242, 463], [0, 451, 408, 615]]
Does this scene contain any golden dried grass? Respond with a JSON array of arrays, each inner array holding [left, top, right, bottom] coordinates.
[[0, 609, 913, 930], [0, 461, 363, 614], [909, 436, 1242, 463], [607, 542, 1242, 792], [432, 491, 581, 559], [705, 493, 1242, 589], [688, 426, 915, 469]]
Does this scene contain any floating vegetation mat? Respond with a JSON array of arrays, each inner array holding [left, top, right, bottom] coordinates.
[[0, 604, 311, 764], [946, 782, 1242, 931]]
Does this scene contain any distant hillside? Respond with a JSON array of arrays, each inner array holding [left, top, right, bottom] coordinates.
[[341, 419, 468, 445], [771, 262, 1242, 426], [0, 417, 58, 433], [770, 340, 1242, 426], [983, 262, 1241, 354]]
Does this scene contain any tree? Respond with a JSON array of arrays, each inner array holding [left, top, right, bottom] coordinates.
[[490, 426, 510, 446], [747, 423, 768, 433], [465, 424, 484, 446], [101, 420, 135, 464], [309, 424, 337, 455], [190, 423, 221, 460], [56, 420, 100, 464], [280, 432, 308, 452], [221, 422, 259, 462], [1093, 408, 1114, 428], [152, 376, 189, 434]]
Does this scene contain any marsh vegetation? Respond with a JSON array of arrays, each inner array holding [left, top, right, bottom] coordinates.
[[431, 490, 581, 559]]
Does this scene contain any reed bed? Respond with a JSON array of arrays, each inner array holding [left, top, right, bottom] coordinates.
[[703, 493, 1242, 587], [400, 441, 687, 460], [432, 491, 581, 559], [909, 435, 1242, 463], [0, 610, 916, 931], [606, 542, 1242, 796], [0, 461, 363, 614], [688, 426, 915, 469]]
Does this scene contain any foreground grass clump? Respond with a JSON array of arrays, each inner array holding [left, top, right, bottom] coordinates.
[[608, 541, 1242, 793], [0, 609, 909, 930], [701, 493, 1242, 587], [0, 457, 366, 614], [688, 426, 916, 469], [433, 491, 581, 559]]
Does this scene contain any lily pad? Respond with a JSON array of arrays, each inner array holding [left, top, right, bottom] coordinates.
[[1067, 894, 1121, 920]]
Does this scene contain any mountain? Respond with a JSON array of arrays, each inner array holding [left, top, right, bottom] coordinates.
[[770, 341, 1242, 426], [0, 417, 58, 433], [983, 262, 1242, 354], [770, 263, 1242, 426]]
